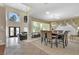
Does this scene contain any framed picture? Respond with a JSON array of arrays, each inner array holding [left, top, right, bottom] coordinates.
[[24, 16, 27, 23], [8, 12, 20, 22]]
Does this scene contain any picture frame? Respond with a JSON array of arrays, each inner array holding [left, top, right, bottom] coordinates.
[[8, 12, 20, 22], [24, 16, 27, 23]]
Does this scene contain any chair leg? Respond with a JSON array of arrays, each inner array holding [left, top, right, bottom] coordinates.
[[65, 39, 68, 46], [51, 43, 52, 48], [41, 37, 43, 44], [44, 38, 48, 46], [55, 39, 58, 48], [63, 40, 65, 48], [51, 40, 53, 48]]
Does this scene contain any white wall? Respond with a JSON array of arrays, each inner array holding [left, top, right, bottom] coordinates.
[[55, 23, 77, 35]]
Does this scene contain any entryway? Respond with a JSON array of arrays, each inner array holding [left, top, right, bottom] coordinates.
[[9, 26, 20, 37], [6, 26, 20, 47]]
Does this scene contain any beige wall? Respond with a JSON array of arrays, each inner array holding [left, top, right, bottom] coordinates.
[[0, 5, 28, 41], [0, 6, 6, 43], [6, 6, 27, 37]]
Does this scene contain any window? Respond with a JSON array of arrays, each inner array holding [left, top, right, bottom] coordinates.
[[24, 27, 28, 32], [32, 21, 40, 32], [41, 23, 50, 30], [32, 21, 50, 32]]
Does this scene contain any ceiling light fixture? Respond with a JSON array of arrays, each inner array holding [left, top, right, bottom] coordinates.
[[46, 11, 50, 15], [77, 27, 79, 30]]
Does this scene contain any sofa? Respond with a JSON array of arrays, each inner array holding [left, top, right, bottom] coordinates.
[[31, 32, 40, 38], [18, 32, 27, 41]]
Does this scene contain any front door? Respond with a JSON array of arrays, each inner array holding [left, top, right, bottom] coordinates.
[[9, 26, 20, 37]]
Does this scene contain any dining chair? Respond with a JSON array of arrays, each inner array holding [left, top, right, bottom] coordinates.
[[52, 31, 58, 47], [64, 31, 69, 46], [40, 30, 47, 44], [46, 31, 53, 48], [57, 31, 69, 48]]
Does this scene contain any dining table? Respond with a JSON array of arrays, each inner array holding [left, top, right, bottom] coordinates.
[[41, 30, 68, 48]]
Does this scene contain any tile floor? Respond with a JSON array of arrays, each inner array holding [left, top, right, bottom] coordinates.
[[5, 37, 47, 55], [5, 37, 79, 55]]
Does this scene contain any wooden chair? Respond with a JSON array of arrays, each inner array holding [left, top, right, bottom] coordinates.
[[40, 30, 47, 44], [52, 31, 58, 48], [46, 31, 52, 48], [57, 31, 69, 48], [64, 31, 69, 46]]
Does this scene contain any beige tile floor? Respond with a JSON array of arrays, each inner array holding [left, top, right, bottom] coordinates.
[[5, 37, 79, 55], [5, 37, 47, 55], [31, 39, 79, 55]]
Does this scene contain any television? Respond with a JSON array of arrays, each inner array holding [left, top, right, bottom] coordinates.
[[8, 12, 20, 22]]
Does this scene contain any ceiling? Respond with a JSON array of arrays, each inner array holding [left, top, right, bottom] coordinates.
[[4, 3, 30, 12], [2, 3, 79, 21], [24, 3, 79, 21]]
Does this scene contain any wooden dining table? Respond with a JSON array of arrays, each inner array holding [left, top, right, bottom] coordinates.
[[41, 30, 68, 48]]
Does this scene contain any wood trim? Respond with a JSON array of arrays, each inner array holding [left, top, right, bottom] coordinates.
[[0, 45, 5, 55]]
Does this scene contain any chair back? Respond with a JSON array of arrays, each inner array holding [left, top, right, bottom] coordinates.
[[63, 31, 69, 40], [52, 30, 57, 33], [41, 30, 46, 39], [58, 30, 63, 34], [46, 31, 52, 40]]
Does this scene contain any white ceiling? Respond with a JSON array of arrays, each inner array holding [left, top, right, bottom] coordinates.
[[24, 3, 79, 21], [3, 3, 79, 21], [4, 3, 30, 12]]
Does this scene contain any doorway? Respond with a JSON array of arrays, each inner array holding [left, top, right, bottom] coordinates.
[[9, 26, 20, 37]]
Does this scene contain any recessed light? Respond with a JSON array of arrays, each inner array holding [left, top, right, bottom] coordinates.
[[77, 27, 79, 29], [46, 11, 50, 15]]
